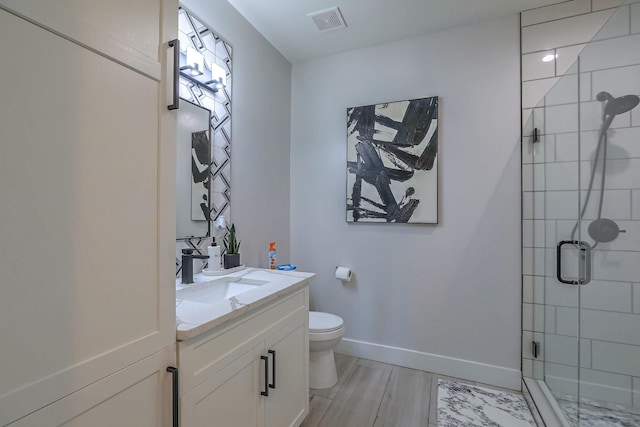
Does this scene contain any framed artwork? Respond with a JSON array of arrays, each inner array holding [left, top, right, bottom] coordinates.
[[346, 96, 438, 223]]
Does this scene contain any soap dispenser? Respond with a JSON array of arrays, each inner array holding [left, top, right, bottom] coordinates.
[[208, 238, 222, 272]]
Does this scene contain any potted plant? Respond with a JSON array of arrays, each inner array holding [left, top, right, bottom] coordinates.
[[223, 223, 241, 269]]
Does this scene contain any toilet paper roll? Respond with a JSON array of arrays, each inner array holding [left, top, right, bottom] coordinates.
[[335, 266, 352, 282]]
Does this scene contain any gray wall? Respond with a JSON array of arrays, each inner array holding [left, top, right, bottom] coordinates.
[[290, 14, 523, 386], [181, 0, 292, 268]]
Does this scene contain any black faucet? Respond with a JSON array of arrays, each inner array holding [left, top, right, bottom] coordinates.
[[181, 249, 209, 284]]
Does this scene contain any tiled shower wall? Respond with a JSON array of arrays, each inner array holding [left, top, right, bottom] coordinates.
[[521, 0, 640, 408]]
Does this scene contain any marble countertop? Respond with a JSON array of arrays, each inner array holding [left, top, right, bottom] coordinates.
[[176, 267, 314, 341]]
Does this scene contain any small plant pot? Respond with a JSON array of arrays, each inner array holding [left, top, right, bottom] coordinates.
[[223, 253, 240, 269]]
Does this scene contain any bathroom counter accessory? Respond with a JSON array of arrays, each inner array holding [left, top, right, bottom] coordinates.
[[175, 267, 314, 341], [201, 264, 245, 276]]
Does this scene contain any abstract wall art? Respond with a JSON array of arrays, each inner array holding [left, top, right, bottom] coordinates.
[[346, 96, 438, 223]]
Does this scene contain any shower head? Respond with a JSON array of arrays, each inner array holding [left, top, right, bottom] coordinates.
[[597, 91, 640, 116]]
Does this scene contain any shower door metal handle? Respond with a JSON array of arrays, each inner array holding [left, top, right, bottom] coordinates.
[[556, 240, 592, 285], [167, 39, 180, 110]]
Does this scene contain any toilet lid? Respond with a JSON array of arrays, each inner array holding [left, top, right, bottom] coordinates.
[[309, 311, 343, 333]]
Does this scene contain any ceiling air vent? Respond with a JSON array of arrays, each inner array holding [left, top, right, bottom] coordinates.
[[308, 7, 347, 32]]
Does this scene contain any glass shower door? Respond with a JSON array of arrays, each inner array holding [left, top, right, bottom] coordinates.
[[530, 2, 640, 424]]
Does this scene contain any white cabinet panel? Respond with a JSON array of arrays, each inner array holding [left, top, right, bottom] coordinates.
[[181, 344, 263, 427], [0, 0, 163, 78], [0, 0, 177, 424], [265, 317, 308, 427], [8, 346, 176, 427]]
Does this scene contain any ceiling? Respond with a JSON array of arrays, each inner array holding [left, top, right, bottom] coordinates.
[[226, 0, 568, 63]]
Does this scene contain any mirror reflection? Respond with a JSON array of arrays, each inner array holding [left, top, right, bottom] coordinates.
[[176, 99, 211, 239]]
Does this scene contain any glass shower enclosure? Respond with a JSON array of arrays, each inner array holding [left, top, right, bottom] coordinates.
[[522, 1, 640, 425]]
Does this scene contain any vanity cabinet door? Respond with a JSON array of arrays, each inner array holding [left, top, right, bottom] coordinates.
[[0, 1, 177, 424], [264, 314, 309, 427], [181, 343, 264, 427]]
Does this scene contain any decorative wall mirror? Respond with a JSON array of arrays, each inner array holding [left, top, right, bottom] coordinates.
[[176, 99, 211, 240]]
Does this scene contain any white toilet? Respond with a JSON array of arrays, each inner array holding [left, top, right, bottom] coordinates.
[[309, 311, 344, 389]]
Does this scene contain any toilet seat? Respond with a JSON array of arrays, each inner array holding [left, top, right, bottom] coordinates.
[[309, 311, 343, 333]]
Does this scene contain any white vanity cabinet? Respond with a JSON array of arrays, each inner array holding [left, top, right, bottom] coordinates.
[[0, 1, 178, 425], [179, 287, 309, 427]]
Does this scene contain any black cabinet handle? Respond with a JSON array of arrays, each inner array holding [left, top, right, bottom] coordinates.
[[556, 240, 592, 285], [268, 350, 276, 389], [167, 39, 180, 110], [260, 356, 269, 397], [166, 366, 179, 427]]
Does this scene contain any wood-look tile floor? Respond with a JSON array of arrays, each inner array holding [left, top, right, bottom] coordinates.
[[301, 353, 521, 427]]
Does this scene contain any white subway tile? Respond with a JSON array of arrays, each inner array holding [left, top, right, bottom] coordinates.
[[634, 377, 640, 407], [531, 219, 545, 247], [592, 340, 640, 376], [581, 128, 640, 162], [546, 334, 579, 365], [521, 0, 591, 27], [534, 248, 546, 276], [633, 109, 640, 126], [533, 360, 545, 380], [634, 283, 640, 314], [556, 44, 587, 76], [522, 358, 534, 377], [545, 161, 579, 191], [580, 100, 631, 131], [523, 220, 534, 247], [581, 309, 640, 345], [545, 220, 557, 248], [583, 190, 631, 220], [546, 190, 579, 219], [592, 65, 640, 104], [535, 303, 546, 332], [544, 72, 593, 103], [545, 362, 579, 396], [593, 0, 625, 12], [534, 191, 545, 220], [555, 132, 579, 162], [545, 104, 579, 133], [579, 159, 640, 191], [578, 34, 640, 72], [522, 10, 615, 53], [546, 275, 579, 307], [524, 78, 560, 108], [582, 280, 633, 312], [523, 302, 534, 330], [633, 3, 640, 34], [592, 250, 640, 282], [545, 304, 556, 333], [523, 274, 534, 303], [522, 50, 557, 81], [534, 163, 545, 191], [523, 191, 534, 219], [579, 368, 633, 406], [633, 191, 640, 220], [545, 135, 556, 163], [592, 5, 630, 41], [556, 306, 578, 336], [534, 275, 546, 304], [589, 222, 640, 252], [523, 164, 534, 192]]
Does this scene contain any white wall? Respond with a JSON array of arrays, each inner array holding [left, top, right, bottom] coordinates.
[[181, 0, 292, 268], [291, 15, 522, 388]]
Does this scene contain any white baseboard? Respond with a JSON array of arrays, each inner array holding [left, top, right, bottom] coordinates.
[[335, 338, 522, 390]]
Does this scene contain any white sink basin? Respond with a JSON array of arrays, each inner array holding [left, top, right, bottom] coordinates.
[[177, 277, 269, 304]]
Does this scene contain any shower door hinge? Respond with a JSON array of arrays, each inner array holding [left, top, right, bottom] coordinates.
[[532, 128, 539, 143], [532, 341, 540, 359]]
